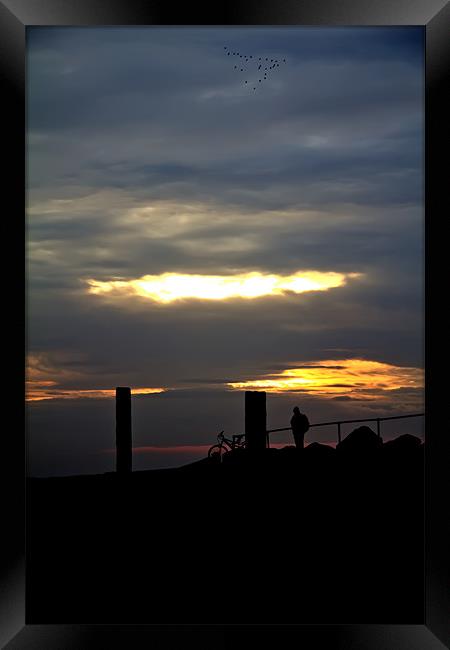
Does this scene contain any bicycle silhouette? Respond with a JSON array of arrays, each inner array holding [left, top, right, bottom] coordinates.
[[208, 430, 246, 462]]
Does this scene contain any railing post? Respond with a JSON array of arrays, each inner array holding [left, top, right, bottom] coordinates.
[[376, 419, 381, 438], [337, 422, 341, 444]]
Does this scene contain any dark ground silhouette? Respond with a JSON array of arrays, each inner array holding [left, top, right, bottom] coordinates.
[[26, 429, 424, 624]]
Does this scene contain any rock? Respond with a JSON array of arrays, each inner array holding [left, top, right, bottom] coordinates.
[[380, 434, 424, 473], [382, 433, 422, 453], [336, 425, 383, 455], [304, 442, 336, 458]]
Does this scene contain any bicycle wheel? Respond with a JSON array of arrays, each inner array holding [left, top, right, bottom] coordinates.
[[208, 444, 229, 462]]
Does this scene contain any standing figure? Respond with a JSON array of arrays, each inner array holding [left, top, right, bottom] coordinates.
[[290, 406, 309, 450]]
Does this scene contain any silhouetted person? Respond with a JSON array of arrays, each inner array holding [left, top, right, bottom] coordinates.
[[290, 406, 309, 450]]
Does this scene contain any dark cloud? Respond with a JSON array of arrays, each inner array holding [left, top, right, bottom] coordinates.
[[26, 27, 424, 476]]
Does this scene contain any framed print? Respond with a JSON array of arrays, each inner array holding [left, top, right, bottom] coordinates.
[[1, 0, 449, 648]]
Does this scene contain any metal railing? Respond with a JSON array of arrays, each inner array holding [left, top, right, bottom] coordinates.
[[265, 412, 425, 447]]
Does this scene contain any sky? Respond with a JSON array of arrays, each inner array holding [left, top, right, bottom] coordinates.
[[26, 27, 424, 477]]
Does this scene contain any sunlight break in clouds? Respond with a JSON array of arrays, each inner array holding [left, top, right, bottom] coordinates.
[[228, 359, 424, 401], [86, 271, 362, 303], [26, 384, 165, 402], [26, 353, 165, 402]]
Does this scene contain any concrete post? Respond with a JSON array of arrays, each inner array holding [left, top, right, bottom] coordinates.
[[116, 387, 132, 473], [245, 391, 267, 453]]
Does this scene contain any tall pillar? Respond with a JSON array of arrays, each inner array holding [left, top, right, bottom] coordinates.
[[245, 391, 267, 453], [116, 387, 132, 473]]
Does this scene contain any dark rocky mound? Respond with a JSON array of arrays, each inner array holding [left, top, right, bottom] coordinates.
[[336, 425, 383, 455], [303, 441, 336, 458], [380, 434, 423, 471], [382, 433, 422, 453]]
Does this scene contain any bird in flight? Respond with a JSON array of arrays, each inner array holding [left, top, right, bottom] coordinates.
[[223, 47, 287, 90]]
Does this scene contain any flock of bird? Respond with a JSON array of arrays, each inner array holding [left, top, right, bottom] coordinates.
[[223, 46, 287, 90]]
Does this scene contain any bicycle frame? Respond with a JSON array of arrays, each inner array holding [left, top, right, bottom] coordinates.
[[216, 431, 246, 451]]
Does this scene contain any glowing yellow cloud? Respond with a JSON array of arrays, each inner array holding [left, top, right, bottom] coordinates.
[[26, 353, 165, 402], [26, 384, 165, 402], [228, 359, 424, 400], [86, 271, 361, 303]]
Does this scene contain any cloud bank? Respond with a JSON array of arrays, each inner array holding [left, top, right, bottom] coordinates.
[[26, 27, 424, 475]]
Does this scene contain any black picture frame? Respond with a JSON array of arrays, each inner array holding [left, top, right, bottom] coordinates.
[[2, 1, 448, 648]]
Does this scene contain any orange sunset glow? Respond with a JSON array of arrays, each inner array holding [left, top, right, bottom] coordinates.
[[228, 359, 424, 400], [86, 270, 362, 303], [26, 353, 165, 402], [26, 383, 165, 402]]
